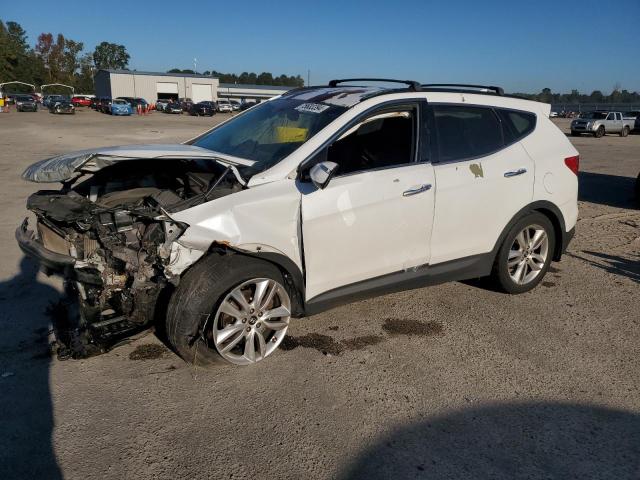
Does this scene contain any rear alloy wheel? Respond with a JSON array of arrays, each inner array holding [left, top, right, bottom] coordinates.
[[492, 213, 555, 293], [594, 126, 605, 138], [620, 126, 630, 137]]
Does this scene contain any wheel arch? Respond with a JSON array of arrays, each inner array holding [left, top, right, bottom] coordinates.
[[187, 243, 306, 317], [491, 201, 567, 262]]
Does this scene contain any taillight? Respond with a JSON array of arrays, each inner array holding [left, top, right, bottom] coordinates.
[[564, 155, 579, 175]]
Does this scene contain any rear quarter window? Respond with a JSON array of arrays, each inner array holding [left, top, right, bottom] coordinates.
[[497, 109, 536, 143]]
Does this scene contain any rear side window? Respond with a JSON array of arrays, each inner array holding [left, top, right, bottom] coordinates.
[[497, 109, 536, 143], [433, 105, 503, 162]]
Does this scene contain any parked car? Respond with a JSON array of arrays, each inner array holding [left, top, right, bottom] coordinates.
[[156, 99, 171, 112], [635, 116, 640, 133], [240, 101, 257, 111], [43, 95, 67, 108], [189, 101, 216, 116], [570, 111, 632, 137], [164, 101, 183, 114], [217, 99, 233, 113], [230, 100, 241, 111], [17, 79, 578, 364], [118, 97, 148, 111], [110, 99, 133, 116], [48, 99, 75, 114], [98, 97, 113, 113], [72, 96, 92, 107], [14, 94, 38, 112], [178, 97, 193, 111]]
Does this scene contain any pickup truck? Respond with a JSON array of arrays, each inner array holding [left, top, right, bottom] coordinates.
[[570, 111, 632, 137]]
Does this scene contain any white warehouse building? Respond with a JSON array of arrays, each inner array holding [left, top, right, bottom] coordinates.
[[94, 70, 292, 104]]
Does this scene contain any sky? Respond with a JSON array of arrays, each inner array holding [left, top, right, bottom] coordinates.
[[3, 0, 640, 94]]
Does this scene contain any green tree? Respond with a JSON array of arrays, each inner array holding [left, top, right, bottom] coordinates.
[[93, 41, 130, 70]]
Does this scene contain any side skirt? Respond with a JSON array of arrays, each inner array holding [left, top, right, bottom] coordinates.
[[303, 253, 493, 316]]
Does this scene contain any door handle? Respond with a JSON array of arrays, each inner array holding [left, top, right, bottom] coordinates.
[[403, 184, 432, 196], [504, 168, 527, 178]]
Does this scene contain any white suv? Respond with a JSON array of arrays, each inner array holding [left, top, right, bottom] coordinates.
[[17, 79, 579, 365]]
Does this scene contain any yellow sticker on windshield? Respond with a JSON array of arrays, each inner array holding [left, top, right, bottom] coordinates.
[[276, 126, 309, 143]]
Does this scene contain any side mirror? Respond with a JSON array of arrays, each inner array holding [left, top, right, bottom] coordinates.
[[309, 161, 339, 190]]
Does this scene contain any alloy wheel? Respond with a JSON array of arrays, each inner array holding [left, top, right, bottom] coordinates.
[[507, 224, 549, 285], [212, 278, 291, 365]]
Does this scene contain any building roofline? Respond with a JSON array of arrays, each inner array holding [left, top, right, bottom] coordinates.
[[218, 83, 292, 91], [98, 69, 220, 79]]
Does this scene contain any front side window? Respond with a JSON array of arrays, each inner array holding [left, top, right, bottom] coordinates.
[[433, 105, 503, 162], [324, 107, 417, 176], [193, 98, 346, 174]]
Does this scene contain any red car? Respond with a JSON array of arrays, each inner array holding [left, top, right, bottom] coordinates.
[[71, 96, 92, 107]]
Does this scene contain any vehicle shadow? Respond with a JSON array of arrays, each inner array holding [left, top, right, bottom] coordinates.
[[0, 257, 62, 479], [340, 402, 640, 479], [579, 171, 637, 209], [569, 250, 640, 284]]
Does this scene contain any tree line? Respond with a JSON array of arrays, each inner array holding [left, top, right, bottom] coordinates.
[[1, 19, 129, 94], [167, 69, 304, 87], [513, 87, 640, 105]]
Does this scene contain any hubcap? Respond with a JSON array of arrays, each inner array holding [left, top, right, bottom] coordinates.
[[212, 278, 291, 365], [507, 224, 549, 285]]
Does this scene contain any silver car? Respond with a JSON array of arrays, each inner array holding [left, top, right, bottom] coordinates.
[[571, 111, 632, 138]]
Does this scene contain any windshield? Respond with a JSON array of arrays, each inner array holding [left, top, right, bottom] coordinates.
[[581, 112, 607, 119], [193, 98, 347, 173]]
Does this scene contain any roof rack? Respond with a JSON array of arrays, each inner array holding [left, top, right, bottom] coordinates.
[[328, 78, 421, 92], [421, 84, 504, 96]]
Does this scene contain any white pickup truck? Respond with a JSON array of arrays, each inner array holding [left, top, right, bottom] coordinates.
[[571, 111, 633, 137]]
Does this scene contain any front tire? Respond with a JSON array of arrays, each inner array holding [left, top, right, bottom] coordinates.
[[491, 213, 555, 294], [594, 126, 605, 138], [166, 254, 292, 366]]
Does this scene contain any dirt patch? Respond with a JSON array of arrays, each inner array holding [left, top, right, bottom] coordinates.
[[548, 266, 561, 273], [542, 281, 556, 287], [280, 333, 344, 355], [382, 318, 443, 337], [129, 344, 167, 360], [328, 326, 339, 331], [341, 335, 384, 350]]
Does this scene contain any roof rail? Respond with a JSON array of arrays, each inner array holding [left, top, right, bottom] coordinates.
[[421, 84, 504, 96], [328, 78, 421, 92]]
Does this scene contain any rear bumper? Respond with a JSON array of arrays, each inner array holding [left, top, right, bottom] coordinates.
[[561, 227, 575, 256], [16, 218, 102, 285]]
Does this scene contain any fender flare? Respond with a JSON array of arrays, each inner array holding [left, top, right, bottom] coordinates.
[[490, 200, 568, 262]]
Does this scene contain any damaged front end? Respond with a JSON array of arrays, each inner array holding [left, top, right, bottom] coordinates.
[[17, 148, 246, 358]]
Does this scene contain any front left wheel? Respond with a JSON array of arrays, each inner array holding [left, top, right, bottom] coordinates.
[[166, 254, 292, 366]]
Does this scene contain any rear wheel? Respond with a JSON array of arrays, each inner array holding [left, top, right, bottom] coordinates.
[[594, 126, 605, 138], [166, 254, 292, 366], [620, 126, 630, 137], [491, 213, 555, 294]]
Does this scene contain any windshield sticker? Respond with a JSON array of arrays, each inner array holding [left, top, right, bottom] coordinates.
[[295, 103, 330, 114]]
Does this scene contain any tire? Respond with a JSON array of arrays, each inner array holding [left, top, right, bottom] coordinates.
[[490, 212, 556, 294], [620, 126, 629, 137], [571, 131, 580, 137], [166, 254, 292, 366], [594, 126, 605, 138]]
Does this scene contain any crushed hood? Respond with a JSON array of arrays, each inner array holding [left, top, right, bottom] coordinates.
[[22, 144, 255, 183]]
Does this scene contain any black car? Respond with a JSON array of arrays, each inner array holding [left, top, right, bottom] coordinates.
[[48, 100, 75, 114], [15, 94, 38, 112], [189, 101, 216, 116], [164, 102, 183, 114], [97, 97, 113, 113]]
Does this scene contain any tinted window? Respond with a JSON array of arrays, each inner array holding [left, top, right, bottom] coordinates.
[[433, 106, 503, 162], [497, 109, 536, 143], [326, 108, 416, 176]]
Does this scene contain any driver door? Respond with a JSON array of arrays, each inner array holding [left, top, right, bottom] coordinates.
[[300, 102, 435, 300]]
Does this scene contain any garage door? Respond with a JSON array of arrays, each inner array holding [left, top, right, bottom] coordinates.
[[192, 84, 212, 103], [156, 82, 178, 94]]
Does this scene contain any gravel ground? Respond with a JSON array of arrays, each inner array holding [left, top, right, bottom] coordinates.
[[0, 109, 638, 480]]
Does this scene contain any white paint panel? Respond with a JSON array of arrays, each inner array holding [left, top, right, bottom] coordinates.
[[157, 82, 178, 94], [192, 84, 212, 103]]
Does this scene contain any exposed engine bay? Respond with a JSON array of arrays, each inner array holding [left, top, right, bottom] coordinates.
[[20, 158, 243, 358]]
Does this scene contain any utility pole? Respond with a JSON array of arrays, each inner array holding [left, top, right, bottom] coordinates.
[[307, 69, 310, 87], [194, 58, 197, 73]]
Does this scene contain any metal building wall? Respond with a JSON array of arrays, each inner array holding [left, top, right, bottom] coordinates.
[[106, 73, 219, 103]]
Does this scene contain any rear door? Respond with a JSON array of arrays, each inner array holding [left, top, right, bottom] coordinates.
[[301, 101, 435, 300], [428, 104, 535, 265]]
